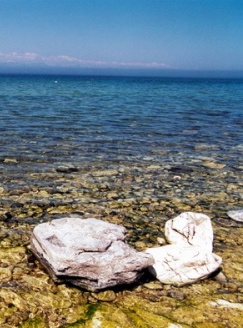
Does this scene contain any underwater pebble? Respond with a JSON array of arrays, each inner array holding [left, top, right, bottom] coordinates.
[[157, 237, 166, 245], [201, 160, 226, 169], [209, 299, 243, 310], [227, 209, 243, 222], [91, 290, 116, 302], [166, 290, 186, 300], [56, 166, 79, 173], [143, 282, 163, 290], [4, 157, 19, 163], [213, 271, 228, 283]]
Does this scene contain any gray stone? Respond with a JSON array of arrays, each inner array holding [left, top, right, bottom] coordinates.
[[227, 209, 243, 222], [31, 217, 154, 291]]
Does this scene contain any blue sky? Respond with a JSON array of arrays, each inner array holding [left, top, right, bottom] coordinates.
[[0, 0, 243, 75]]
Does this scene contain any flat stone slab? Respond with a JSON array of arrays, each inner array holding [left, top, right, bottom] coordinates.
[[227, 209, 243, 222], [31, 217, 154, 291], [146, 245, 222, 286]]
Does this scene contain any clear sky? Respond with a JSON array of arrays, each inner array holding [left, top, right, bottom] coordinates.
[[0, 0, 243, 76]]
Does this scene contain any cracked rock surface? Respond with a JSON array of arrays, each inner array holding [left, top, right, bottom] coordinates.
[[146, 212, 222, 286], [146, 245, 222, 286], [31, 217, 154, 291], [165, 212, 214, 251]]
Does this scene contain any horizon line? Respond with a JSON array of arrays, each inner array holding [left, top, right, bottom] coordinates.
[[0, 65, 242, 79]]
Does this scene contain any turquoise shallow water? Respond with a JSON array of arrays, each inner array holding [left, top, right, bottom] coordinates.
[[0, 75, 242, 173]]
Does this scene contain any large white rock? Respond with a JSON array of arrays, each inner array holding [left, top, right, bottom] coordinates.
[[146, 212, 222, 286], [31, 217, 154, 291], [165, 212, 214, 252], [146, 245, 222, 286], [32, 217, 126, 265]]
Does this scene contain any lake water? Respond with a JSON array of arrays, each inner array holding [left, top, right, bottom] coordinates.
[[0, 75, 242, 175]]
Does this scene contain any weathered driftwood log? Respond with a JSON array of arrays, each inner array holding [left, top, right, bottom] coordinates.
[[31, 217, 154, 291]]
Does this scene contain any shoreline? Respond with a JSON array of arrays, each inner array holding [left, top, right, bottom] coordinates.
[[1, 159, 242, 225]]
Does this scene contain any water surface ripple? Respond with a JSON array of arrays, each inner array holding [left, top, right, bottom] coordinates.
[[0, 75, 242, 174]]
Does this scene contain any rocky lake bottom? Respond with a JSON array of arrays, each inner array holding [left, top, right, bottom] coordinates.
[[0, 154, 243, 328]]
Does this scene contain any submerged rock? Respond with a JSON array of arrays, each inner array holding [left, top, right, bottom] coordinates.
[[209, 299, 243, 310], [31, 217, 154, 291], [146, 212, 222, 286], [227, 209, 243, 222]]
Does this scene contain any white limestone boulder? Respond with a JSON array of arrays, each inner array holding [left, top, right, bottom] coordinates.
[[165, 212, 214, 252], [30, 217, 154, 291], [146, 245, 222, 286], [146, 212, 222, 286]]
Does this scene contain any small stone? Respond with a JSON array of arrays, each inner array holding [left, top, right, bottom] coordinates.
[[38, 190, 49, 197], [223, 282, 238, 292], [213, 271, 228, 284], [92, 170, 118, 177], [166, 290, 186, 300], [91, 290, 116, 302], [134, 241, 147, 250], [107, 192, 119, 199], [139, 206, 148, 212], [209, 299, 243, 310], [143, 282, 163, 290], [56, 166, 79, 173], [227, 209, 243, 222], [168, 165, 194, 173], [157, 237, 166, 245], [201, 161, 226, 169], [173, 175, 182, 180], [0, 267, 12, 282], [4, 157, 18, 163], [0, 209, 7, 220], [194, 143, 219, 150]]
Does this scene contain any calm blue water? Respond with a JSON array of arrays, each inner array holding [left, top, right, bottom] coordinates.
[[0, 75, 242, 172]]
